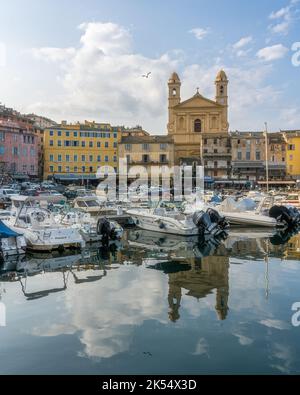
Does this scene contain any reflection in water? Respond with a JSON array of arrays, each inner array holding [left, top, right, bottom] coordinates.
[[1, 228, 300, 373]]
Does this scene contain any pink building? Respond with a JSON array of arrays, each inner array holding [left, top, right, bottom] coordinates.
[[0, 115, 39, 180]]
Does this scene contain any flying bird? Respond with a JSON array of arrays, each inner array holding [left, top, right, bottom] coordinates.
[[142, 72, 151, 78]]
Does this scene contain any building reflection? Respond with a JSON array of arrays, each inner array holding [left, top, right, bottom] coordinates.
[[167, 255, 229, 322]]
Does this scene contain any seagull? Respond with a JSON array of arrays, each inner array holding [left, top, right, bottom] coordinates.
[[142, 72, 151, 78]]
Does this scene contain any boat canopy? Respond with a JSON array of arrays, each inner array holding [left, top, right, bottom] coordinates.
[[0, 220, 21, 238]]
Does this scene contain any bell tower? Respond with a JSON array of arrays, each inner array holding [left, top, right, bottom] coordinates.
[[215, 69, 229, 131], [168, 72, 181, 134]]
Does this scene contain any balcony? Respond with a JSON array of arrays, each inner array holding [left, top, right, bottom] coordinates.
[[129, 160, 169, 166], [203, 152, 232, 158]]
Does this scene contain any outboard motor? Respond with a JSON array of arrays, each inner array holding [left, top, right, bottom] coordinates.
[[193, 210, 219, 237], [97, 218, 112, 244], [269, 205, 299, 228], [206, 208, 229, 230]]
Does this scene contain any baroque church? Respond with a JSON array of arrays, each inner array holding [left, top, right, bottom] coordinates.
[[167, 70, 231, 179]]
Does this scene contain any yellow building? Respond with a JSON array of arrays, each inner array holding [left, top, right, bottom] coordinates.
[[118, 135, 175, 179], [44, 121, 120, 182], [283, 130, 300, 178], [167, 70, 230, 179]]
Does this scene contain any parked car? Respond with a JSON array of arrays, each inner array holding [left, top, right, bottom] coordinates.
[[0, 188, 18, 199]]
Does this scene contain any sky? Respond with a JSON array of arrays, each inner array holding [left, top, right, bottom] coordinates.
[[0, 0, 299, 134]]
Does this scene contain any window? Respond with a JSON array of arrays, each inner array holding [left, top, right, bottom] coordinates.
[[272, 155, 275, 162], [89, 155, 93, 162], [220, 85, 224, 95], [58, 154, 62, 162], [256, 151, 261, 160], [50, 154, 54, 161], [214, 161, 218, 168], [12, 147, 18, 155], [50, 130, 54, 136], [82, 166, 85, 173], [23, 147, 27, 156], [204, 139, 208, 145], [97, 142, 101, 148], [204, 149, 208, 154], [114, 133, 118, 139], [142, 143, 150, 151], [89, 167, 93, 173], [214, 149, 218, 154], [194, 119, 202, 133], [113, 142, 117, 148], [289, 144, 295, 150], [66, 166, 70, 173], [82, 155, 85, 161], [66, 131, 70, 137], [126, 154, 131, 164], [105, 142, 109, 148], [64, 141, 70, 147], [179, 117, 184, 129], [74, 166, 78, 172], [237, 151, 242, 160], [160, 154, 167, 163], [58, 140, 62, 147], [89, 141, 93, 148], [113, 156, 117, 162], [82, 141, 85, 147], [237, 139, 241, 144], [58, 166, 62, 172], [58, 131, 62, 137], [246, 151, 251, 160], [172, 88, 177, 96], [160, 143, 167, 150], [142, 154, 150, 163], [50, 140, 54, 146], [282, 157, 285, 162], [214, 138, 217, 145], [74, 155, 78, 162], [125, 144, 132, 151], [74, 132, 78, 137], [66, 155, 70, 162], [0, 146, 5, 155], [105, 156, 109, 162], [49, 165, 54, 172]]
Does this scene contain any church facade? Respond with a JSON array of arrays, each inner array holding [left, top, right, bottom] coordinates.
[[167, 70, 231, 179]]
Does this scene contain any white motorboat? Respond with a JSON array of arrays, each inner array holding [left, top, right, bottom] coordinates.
[[55, 210, 123, 243], [216, 196, 300, 228], [0, 220, 26, 258], [126, 201, 228, 237], [5, 196, 85, 251]]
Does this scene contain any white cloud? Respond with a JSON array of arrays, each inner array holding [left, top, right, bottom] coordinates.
[[26, 21, 299, 133], [189, 27, 210, 40], [259, 319, 290, 330], [256, 44, 289, 61], [30, 47, 76, 63], [268, 0, 299, 35], [233, 36, 253, 50], [269, 6, 290, 20]]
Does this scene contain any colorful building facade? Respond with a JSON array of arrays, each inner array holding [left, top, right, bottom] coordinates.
[[0, 105, 39, 180], [43, 121, 120, 182], [283, 130, 300, 178]]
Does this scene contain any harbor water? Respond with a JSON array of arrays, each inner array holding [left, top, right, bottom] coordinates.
[[1, 228, 300, 374]]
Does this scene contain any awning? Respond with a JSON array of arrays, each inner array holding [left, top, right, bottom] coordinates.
[[13, 174, 30, 180], [257, 181, 296, 185], [0, 220, 21, 238], [204, 176, 215, 183], [54, 174, 98, 181]]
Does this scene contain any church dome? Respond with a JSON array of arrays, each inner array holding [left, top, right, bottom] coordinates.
[[215, 69, 228, 82], [169, 72, 180, 83]]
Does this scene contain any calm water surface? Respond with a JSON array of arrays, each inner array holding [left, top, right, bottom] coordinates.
[[1, 228, 300, 375]]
